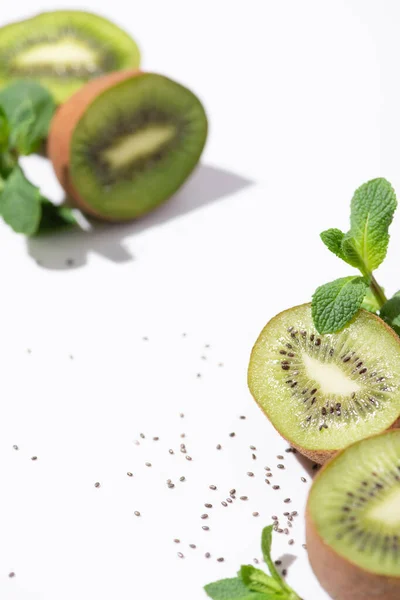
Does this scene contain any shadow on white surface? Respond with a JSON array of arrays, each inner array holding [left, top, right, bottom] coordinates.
[[294, 452, 320, 479], [277, 553, 297, 571], [26, 164, 253, 270]]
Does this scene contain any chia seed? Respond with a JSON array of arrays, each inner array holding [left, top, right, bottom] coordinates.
[[209, 485, 217, 490], [134, 511, 141, 517], [94, 482, 100, 488], [127, 472, 133, 477]]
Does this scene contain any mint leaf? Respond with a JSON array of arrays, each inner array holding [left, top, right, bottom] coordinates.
[[312, 276, 368, 334], [36, 198, 78, 235], [261, 526, 282, 584], [204, 578, 268, 600], [348, 178, 397, 273], [380, 292, 400, 336], [0, 165, 41, 235], [341, 233, 365, 270], [0, 81, 55, 155], [0, 107, 9, 151], [362, 287, 382, 313], [320, 228, 346, 261], [240, 566, 283, 595]]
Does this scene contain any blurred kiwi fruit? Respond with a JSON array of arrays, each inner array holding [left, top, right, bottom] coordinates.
[[48, 70, 208, 222], [0, 11, 140, 103]]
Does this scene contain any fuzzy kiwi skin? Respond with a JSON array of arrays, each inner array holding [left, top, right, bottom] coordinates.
[[248, 304, 400, 465], [48, 70, 142, 221], [306, 436, 400, 600]]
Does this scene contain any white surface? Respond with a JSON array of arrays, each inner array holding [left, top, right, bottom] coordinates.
[[1, 1, 400, 599]]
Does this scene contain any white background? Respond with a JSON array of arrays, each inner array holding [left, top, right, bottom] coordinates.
[[1, 1, 400, 599]]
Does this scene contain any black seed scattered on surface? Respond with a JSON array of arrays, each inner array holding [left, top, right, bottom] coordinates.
[[127, 472, 133, 477], [140, 433, 145, 439], [31, 456, 37, 461], [229, 432, 236, 437], [205, 552, 211, 558], [201, 514, 209, 519], [153, 437, 159, 441], [289, 539, 294, 545], [301, 477, 307, 483], [250, 445, 256, 450], [240, 415, 246, 419], [167, 483, 175, 489], [186, 456, 192, 461], [177, 552, 184, 558], [230, 489, 236, 495], [247, 472, 254, 477], [8, 572, 15, 578], [227, 498, 232, 503], [275, 560, 282, 566], [216, 444, 222, 450], [202, 526, 210, 531], [252, 512, 259, 517], [284, 498, 291, 504], [266, 473, 273, 478], [291, 511, 298, 516], [196, 373, 202, 378], [282, 569, 287, 576], [189, 544, 196, 549], [272, 515, 278, 520], [180, 476, 185, 482], [134, 511, 141, 517], [217, 557, 224, 562], [254, 558, 259, 564], [284, 528, 289, 535], [145, 462, 152, 467], [180, 434, 186, 438], [264, 466, 271, 471], [221, 501, 228, 507], [252, 453, 257, 460], [272, 485, 280, 490], [277, 455, 284, 459], [180, 413, 184, 418], [13, 445, 18, 450], [240, 496, 248, 501], [205, 503, 212, 508], [209, 485, 217, 490], [284, 512, 290, 516], [134, 440, 140, 446], [174, 539, 180, 543], [169, 449, 174, 455], [302, 544, 307, 549], [277, 464, 285, 470], [94, 482, 100, 488]]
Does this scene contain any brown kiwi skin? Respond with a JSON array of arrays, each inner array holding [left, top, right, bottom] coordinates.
[[47, 69, 142, 222], [306, 432, 400, 600], [248, 303, 400, 465]]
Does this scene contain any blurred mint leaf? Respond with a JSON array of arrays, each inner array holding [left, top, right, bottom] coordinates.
[[380, 292, 400, 336], [312, 276, 368, 334], [0, 165, 41, 235], [348, 178, 397, 273], [204, 577, 268, 600], [320, 228, 346, 262], [36, 198, 78, 235], [240, 566, 282, 595], [0, 81, 55, 155], [261, 526, 282, 585], [0, 107, 9, 151]]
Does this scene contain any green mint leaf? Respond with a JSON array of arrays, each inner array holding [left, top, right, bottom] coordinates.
[[261, 526, 282, 584], [312, 276, 368, 334], [362, 287, 383, 313], [36, 198, 78, 235], [0, 81, 55, 155], [320, 228, 346, 261], [341, 233, 365, 271], [204, 577, 268, 600], [0, 165, 41, 235], [348, 178, 397, 273], [240, 566, 283, 595], [380, 292, 400, 336]]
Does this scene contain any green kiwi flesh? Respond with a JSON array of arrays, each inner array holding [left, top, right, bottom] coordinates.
[[309, 430, 400, 577], [248, 304, 400, 454], [0, 11, 140, 103], [70, 73, 208, 221]]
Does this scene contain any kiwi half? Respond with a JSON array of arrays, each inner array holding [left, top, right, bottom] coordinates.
[[307, 430, 400, 600], [0, 11, 140, 103], [248, 304, 400, 463], [48, 70, 208, 222]]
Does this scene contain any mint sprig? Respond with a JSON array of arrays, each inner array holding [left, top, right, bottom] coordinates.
[[204, 525, 302, 600], [312, 178, 398, 334], [0, 81, 78, 237]]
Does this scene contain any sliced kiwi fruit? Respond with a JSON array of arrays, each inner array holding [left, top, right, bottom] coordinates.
[[307, 430, 400, 600], [48, 70, 208, 221], [0, 11, 140, 103], [248, 304, 400, 464]]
